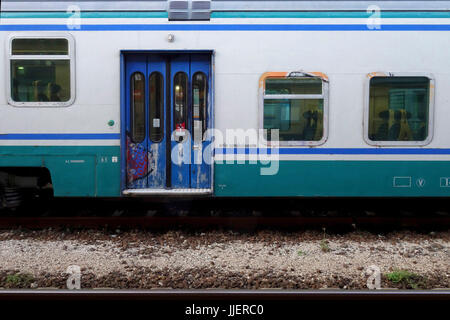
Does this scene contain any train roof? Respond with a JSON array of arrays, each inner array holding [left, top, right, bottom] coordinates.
[[2, 0, 450, 12]]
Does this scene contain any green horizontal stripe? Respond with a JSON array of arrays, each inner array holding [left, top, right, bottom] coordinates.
[[1, 11, 450, 19]]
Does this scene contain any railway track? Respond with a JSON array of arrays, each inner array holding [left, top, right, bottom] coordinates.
[[0, 216, 449, 230]]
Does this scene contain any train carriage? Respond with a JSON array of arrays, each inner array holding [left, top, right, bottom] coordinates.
[[1, 0, 450, 207]]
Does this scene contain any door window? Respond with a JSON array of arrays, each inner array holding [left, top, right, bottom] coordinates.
[[149, 72, 164, 142], [173, 72, 188, 142], [192, 72, 207, 143], [131, 72, 145, 143]]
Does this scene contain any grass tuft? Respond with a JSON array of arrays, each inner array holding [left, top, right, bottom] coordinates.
[[297, 250, 306, 256], [386, 270, 423, 289], [5, 273, 34, 288]]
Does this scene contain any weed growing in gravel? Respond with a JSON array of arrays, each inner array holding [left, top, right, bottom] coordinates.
[[297, 250, 306, 256], [5, 273, 34, 288], [320, 240, 330, 252], [320, 228, 331, 252], [386, 270, 423, 289]]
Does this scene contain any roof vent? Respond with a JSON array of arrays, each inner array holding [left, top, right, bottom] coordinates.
[[168, 0, 211, 21]]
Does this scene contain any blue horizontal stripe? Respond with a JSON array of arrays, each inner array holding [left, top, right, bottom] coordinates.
[[1, 24, 450, 31], [1, 137, 449, 154], [216, 148, 450, 155], [0, 133, 120, 140]]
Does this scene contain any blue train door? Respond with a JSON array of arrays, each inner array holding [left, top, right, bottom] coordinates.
[[124, 53, 212, 193]]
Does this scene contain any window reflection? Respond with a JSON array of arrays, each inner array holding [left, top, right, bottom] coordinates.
[[263, 77, 325, 142], [173, 72, 187, 142], [131, 72, 145, 143], [368, 77, 430, 141], [12, 38, 68, 55], [10, 38, 72, 105], [192, 72, 207, 143], [149, 72, 164, 143], [264, 99, 323, 141], [11, 60, 70, 102]]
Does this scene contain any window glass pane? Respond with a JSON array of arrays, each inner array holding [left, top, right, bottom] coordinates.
[[368, 77, 430, 141], [264, 99, 324, 141], [12, 39, 69, 55], [131, 72, 145, 143], [149, 72, 164, 143], [173, 72, 187, 142], [266, 77, 322, 95], [11, 59, 70, 102], [192, 72, 207, 143]]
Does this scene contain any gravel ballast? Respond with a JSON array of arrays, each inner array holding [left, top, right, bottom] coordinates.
[[0, 229, 448, 289]]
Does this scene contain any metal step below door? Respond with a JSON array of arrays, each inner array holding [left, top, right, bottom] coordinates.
[[122, 188, 212, 195]]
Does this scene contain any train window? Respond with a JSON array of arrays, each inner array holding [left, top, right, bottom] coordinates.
[[149, 72, 164, 143], [12, 38, 68, 55], [192, 72, 207, 143], [366, 75, 434, 145], [266, 77, 322, 95], [131, 72, 146, 143], [261, 74, 328, 146], [173, 72, 188, 143], [8, 35, 75, 107]]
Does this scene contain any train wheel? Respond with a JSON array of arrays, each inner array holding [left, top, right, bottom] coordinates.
[[0, 186, 23, 211]]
